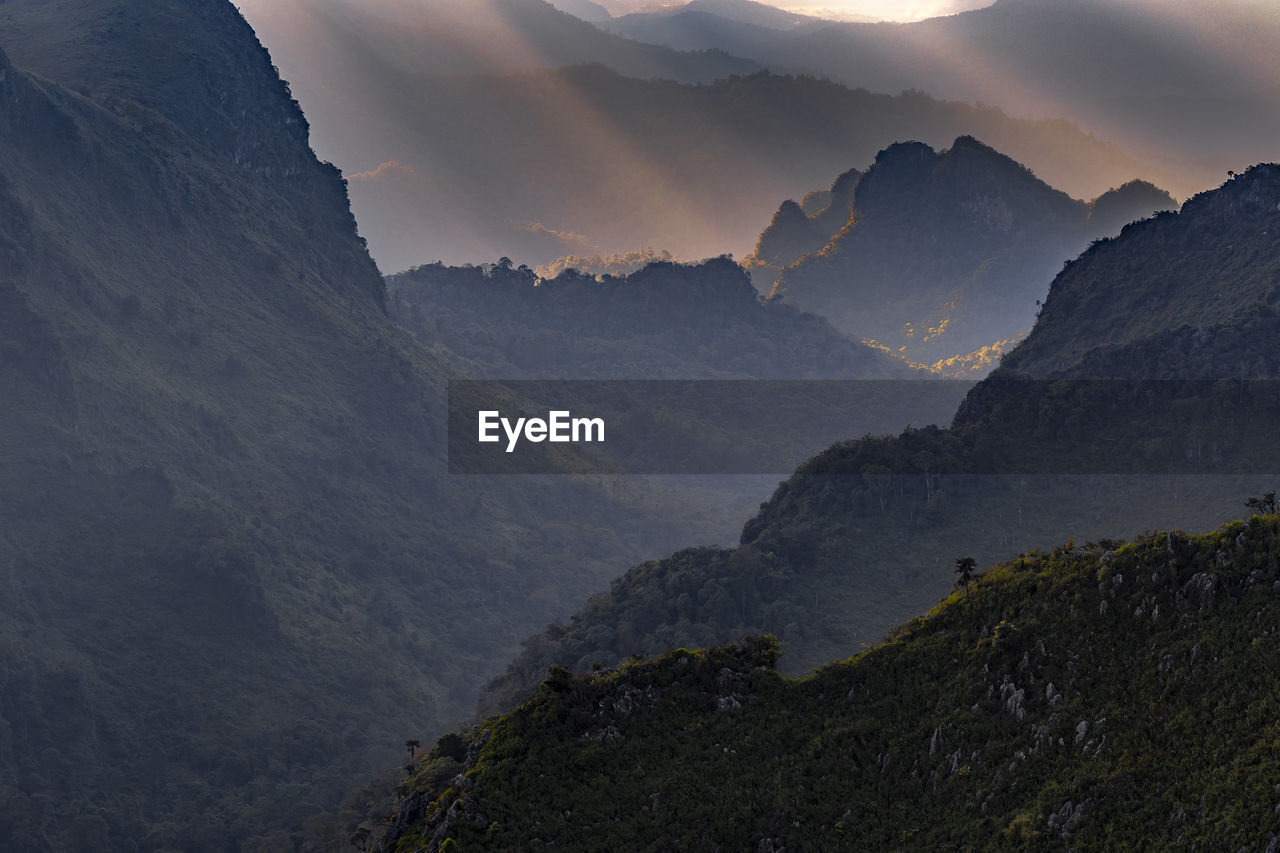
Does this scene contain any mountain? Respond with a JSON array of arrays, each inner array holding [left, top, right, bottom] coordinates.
[[747, 166, 856, 269], [222, 16, 1169, 273], [479, 164, 1279, 716], [674, 0, 830, 30], [383, 513, 1280, 849], [0, 1, 757, 849], [236, 0, 753, 81], [547, 0, 612, 22], [601, 1, 831, 54], [387, 256, 911, 380], [628, 0, 1280, 196], [1004, 164, 1280, 378], [758, 138, 1175, 370]]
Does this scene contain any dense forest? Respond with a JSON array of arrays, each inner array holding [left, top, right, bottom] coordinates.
[[386, 511, 1280, 849]]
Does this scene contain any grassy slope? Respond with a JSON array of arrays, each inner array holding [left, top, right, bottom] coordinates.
[[388, 513, 1280, 850]]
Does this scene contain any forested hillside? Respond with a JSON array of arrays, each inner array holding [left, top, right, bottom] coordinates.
[[386, 257, 909, 380], [482, 164, 1280, 714], [0, 2, 753, 848], [386, 513, 1280, 850]]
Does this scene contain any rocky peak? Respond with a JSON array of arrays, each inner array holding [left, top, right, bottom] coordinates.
[[1183, 163, 1280, 222], [752, 199, 821, 267]]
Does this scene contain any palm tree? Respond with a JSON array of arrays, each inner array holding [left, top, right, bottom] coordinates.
[[954, 556, 977, 593]]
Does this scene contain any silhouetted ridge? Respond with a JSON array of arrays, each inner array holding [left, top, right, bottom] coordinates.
[[1003, 163, 1280, 377], [753, 200, 821, 268]]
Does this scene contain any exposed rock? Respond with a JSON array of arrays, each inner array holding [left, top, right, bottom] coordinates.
[[1181, 572, 1219, 611], [1047, 799, 1087, 836]]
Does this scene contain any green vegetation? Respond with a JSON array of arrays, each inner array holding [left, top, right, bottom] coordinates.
[[483, 163, 1280, 716], [386, 513, 1280, 850]]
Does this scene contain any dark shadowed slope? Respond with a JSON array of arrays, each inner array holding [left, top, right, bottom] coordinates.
[[0, 1, 752, 849], [386, 256, 910, 380]]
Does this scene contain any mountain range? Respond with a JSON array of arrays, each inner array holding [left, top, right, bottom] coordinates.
[[751, 136, 1176, 369], [601, 0, 1280, 193], [236, 0, 1173, 272], [481, 164, 1280, 716], [5, 0, 1279, 849]]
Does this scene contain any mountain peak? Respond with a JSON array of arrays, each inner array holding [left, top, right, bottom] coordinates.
[[1001, 163, 1280, 377], [1184, 162, 1280, 220]]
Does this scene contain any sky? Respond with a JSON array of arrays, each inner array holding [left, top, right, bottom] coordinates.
[[771, 0, 992, 20], [599, 0, 995, 21]]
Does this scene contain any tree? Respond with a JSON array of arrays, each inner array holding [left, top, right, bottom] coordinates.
[[1245, 492, 1278, 514], [954, 556, 977, 593], [405, 738, 420, 759]]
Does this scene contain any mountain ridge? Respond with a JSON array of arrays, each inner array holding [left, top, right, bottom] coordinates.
[[479, 164, 1278, 717], [384, 510, 1280, 850], [760, 136, 1175, 368]]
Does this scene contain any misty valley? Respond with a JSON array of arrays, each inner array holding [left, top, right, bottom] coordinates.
[[1, 0, 1279, 850]]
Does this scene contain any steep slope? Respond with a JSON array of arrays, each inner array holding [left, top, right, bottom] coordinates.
[[1004, 165, 1280, 377], [0, 2, 742, 850], [769, 137, 1175, 369], [386, 514, 1280, 850], [481, 164, 1277, 714]]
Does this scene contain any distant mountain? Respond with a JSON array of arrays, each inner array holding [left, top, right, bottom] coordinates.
[[749, 166, 859, 268], [548, 0, 612, 22], [623, 0, 1280, 194], [603, 9, 794, 55], [387, 256, 910, 380], [480, 164, 1278, 716], [602, 0, 831, 55], [679, 0, 830, 29], [236, 0, 757, 85], [228, 14, 1169, 273], [760, 137, 1175, 369], [386, 514, 1280, 850]]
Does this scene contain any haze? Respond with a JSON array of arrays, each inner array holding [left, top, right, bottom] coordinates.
[[237, 0, 1279, 272]]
